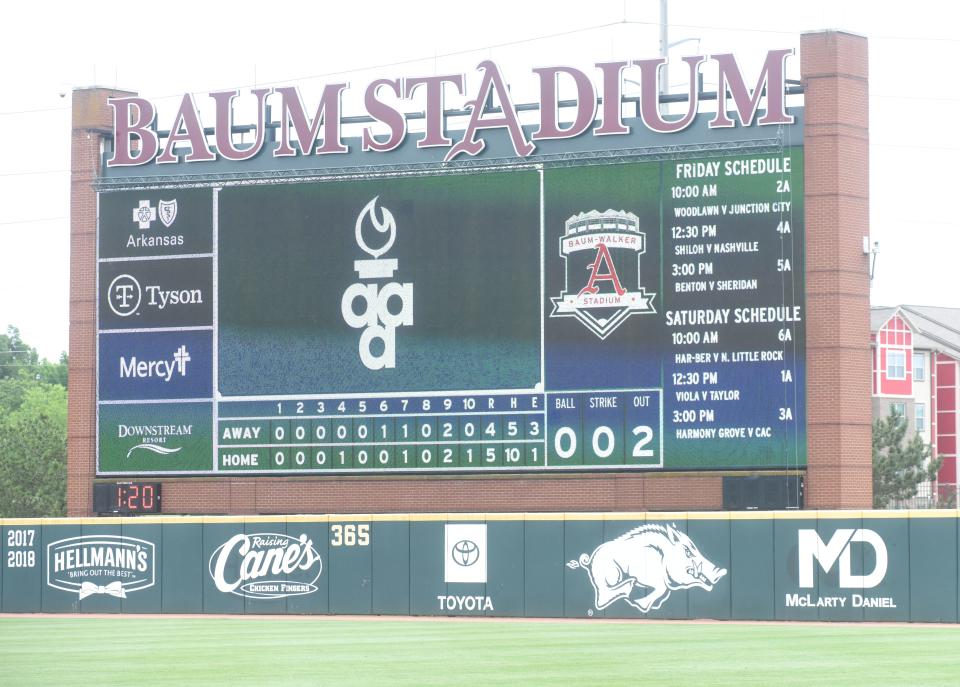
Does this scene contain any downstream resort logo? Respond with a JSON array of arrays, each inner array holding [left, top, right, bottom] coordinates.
[[117, 421, 192, 459], [47, 535, 156, 599]]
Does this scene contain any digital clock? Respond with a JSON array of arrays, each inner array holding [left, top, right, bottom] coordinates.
[[93, 482, 161, 515]]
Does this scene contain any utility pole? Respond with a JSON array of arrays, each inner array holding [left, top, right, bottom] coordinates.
[[659, 0, 669, 102]]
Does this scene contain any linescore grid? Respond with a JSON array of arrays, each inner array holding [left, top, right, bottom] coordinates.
[[216, 390, 663, 472]]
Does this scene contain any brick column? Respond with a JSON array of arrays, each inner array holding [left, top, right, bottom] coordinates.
[[67, 88, 134, 516], [801, 31, 872, 508]]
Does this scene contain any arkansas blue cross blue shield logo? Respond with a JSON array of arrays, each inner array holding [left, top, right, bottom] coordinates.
[[550, 210, 656, 339], [158, 199, 178, 228]]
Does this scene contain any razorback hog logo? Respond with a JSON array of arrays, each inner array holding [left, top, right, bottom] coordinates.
[[567, 524, 726, 613]]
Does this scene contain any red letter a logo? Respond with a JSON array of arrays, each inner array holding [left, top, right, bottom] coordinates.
[[579, 243, 625, 296]]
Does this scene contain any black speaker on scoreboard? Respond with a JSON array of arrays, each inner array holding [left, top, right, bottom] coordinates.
[[722, 475, 803, 510]]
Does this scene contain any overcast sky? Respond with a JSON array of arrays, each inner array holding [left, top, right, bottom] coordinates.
[[0, 0, 955, 360]]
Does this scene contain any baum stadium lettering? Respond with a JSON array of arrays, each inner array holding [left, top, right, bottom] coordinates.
[[108, 50, 794, 167]]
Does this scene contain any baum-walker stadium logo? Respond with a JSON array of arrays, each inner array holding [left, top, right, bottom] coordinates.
[[551, 210, 656, 339]]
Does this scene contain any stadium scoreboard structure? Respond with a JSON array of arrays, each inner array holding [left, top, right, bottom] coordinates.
[[97, 146, 805, 476]]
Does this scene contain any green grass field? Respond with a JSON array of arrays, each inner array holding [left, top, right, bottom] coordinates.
[[1, 617, 958, 686]]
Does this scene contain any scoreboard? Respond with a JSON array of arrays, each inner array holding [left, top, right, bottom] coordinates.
[[97, 150, 804, 475]]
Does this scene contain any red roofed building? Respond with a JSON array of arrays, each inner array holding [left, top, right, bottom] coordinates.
[[871, 306, 960, 505]]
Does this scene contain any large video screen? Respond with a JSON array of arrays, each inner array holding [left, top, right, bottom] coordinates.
[[97, 150, 805, 474]]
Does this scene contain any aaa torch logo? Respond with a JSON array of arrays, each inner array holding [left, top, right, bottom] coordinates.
[[551, 210, 656, 339], [341, 197, 414, 370]]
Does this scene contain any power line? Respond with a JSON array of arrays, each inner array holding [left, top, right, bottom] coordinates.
[[0, 105, 69, 117], [0, 20, 632, 115], [0, 169, 69, 177], [876, 219, 959, 228], [871, 94, 960, 103], [0, 18, 954, 119], [872, 34, 959, 43], [0, 217, 65, 226], [872, 142, 960, 151]]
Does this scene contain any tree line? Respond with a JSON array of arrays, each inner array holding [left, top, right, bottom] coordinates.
[[0, 326, 67, 517]]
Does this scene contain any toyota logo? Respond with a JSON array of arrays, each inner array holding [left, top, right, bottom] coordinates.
[[452, 539, 479, 567]]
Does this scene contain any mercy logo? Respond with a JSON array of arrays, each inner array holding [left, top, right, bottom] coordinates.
[[99, 331, 211, 401], [551, 210, 656, 339], [444, 524, 487, 583], [47, 535, 155, 599], [798, 529, 888, 589], [132, 200, 157, 230], [120, 345, 191, 382], [108, 274, 142, 317]]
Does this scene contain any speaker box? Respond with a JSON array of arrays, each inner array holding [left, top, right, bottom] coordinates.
[[722, 475, 803, 510]]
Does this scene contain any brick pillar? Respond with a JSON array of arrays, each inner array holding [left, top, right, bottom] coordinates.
[[67, 87, 134, 516], [801, 31, 872, 508]]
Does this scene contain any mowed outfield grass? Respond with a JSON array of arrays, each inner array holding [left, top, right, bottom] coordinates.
[[1, 617, 958, 687]]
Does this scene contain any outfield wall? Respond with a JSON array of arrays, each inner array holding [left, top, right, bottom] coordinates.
[[2, 510, 956, 622]]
